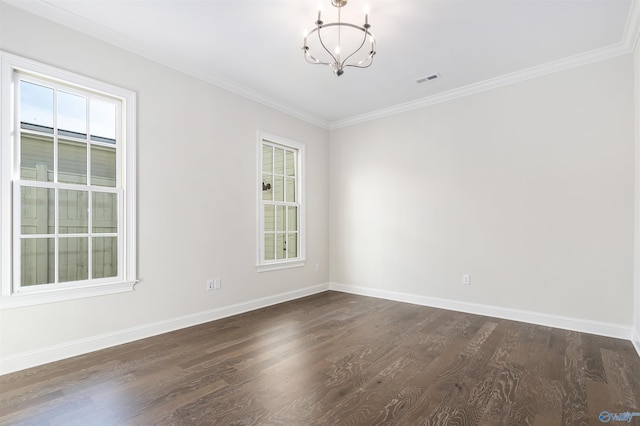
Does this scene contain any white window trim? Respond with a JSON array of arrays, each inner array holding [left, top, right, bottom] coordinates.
[[256, 131, 305, 272], [0, 51, 138, 309]]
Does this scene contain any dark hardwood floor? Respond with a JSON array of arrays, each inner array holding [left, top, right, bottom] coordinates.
[[1, 291, 639, 425]]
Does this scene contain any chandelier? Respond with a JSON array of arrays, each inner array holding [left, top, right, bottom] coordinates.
[[302, 0, 376, 77]]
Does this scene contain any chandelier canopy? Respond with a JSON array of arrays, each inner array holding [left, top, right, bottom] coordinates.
[[302, 0, 376, 77]]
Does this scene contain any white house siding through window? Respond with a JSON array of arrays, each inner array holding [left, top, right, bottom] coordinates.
[[261, 141, 299, 262], [17, 78, 118, 287]]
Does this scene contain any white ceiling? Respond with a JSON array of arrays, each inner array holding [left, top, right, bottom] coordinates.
[[6, 0, 638, 128]]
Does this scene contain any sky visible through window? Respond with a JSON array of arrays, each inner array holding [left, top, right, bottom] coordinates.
[[20, 80, 116, 142]]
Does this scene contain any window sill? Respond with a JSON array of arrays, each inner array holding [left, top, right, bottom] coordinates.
[[0, 280, 138, 310], [257, 260, 305, 273]]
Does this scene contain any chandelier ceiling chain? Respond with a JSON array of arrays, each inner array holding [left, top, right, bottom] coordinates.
[[302, 0, 376, 77]]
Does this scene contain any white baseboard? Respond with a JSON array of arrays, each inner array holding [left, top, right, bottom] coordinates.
[[633, 328, 640, 357], [2, 282, 635, 375], [0, 283, 330, 375], [330, 282, 634, 341]]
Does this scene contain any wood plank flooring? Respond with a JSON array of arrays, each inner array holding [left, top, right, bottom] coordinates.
[[1, 291, 639, 425]]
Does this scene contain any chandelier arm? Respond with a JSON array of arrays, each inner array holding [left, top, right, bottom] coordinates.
[[304, 47, 332, 66], [303, 26, 336, 66], [315, 24, 341, 68], [344, 33, 376, 69], [339, 27, 370, 69], [343, 59, 374, 69], [303, 51, 332, 66]]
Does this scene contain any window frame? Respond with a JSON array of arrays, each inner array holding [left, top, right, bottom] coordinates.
[[0, 52, 137, 309], [256, 131, 305, 272]]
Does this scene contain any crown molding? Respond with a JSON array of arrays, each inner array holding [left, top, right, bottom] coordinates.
[[5, 0, 637, 132], [330, 0, 640, 130], [174, 66, 330, 129], [330, 44, 634, 130], [2, 0, 331, 130]]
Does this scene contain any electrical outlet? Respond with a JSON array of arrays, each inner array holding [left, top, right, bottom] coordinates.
[[315, 264, 320, 273], [462, 274, 471, 285], [206, 279, 214, 291]]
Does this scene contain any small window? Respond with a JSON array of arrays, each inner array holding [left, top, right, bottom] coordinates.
[[257, 132, 305, 271], [1, 53, 137, 308]]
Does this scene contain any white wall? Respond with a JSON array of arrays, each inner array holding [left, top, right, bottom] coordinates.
[[0, 3, 330, 372], [330, 55, 635, 330]]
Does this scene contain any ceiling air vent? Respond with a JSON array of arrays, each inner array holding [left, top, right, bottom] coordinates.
[[416, 73, 440, 83]]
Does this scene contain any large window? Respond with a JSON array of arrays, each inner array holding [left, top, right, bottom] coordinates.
[[257, 132, 305, 271], [1, 53, 137, 308]]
